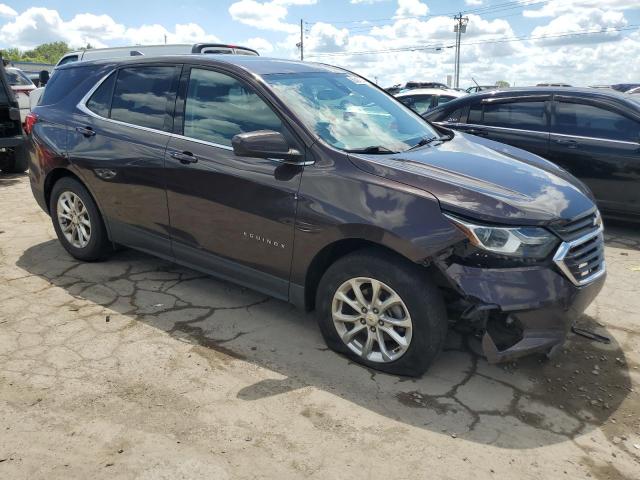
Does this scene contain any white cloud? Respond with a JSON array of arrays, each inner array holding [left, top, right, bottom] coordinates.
[[0, 3, 16, 18], [531, 9, 627, 46], [228, 0, 317, 33], [0, 7, 218, 50], [244, 36, 274, 53], [465, 0, 483, 6], [524, 0, 634, 18], [395, 0, 429, 18]]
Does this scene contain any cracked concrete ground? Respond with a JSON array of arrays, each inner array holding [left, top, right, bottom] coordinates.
[[1, 172, 639, 479]]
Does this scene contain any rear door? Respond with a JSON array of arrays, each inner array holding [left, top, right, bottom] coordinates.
[[547, 96, 640, 216], [461, 96, 551, 158], [69, 64, 181, 256], [163, 66, 303, 299]]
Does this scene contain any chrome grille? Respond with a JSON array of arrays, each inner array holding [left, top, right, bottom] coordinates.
[[550, 210, 601, 241], [552, 215, 605, 286]]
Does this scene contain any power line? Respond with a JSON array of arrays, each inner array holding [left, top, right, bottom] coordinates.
[[304, 0, 549, 28], [305, 24, 640, 58]]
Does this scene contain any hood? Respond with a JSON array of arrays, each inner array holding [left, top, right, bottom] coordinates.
[[348, 132, 595, 225]]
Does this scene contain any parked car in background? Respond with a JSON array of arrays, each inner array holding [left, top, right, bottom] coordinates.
[[466, 85, 495, 94], [26, 55, 605, 374], [385, 81, 450, 94], [55, 43, 259, 69], [536, 83, 572, 87], [611, 83, 640, 93], [6, 67, 36, 123], [0, 59, 27, 173], [424, 87, 640, 221], [395, 88, 466, 115]]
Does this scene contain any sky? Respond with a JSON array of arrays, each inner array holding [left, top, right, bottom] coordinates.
[[1, 0, 639, 88]]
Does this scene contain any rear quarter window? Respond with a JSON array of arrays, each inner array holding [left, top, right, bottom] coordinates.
[[40, 66, 97, 106]]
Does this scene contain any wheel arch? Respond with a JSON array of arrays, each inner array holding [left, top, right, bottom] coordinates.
[[300, 237, 436, 312], [44, 167, 112, 239]]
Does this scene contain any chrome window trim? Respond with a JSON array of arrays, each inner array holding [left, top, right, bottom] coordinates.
[[552, 225, 606, 287], [440, 121, 640, 145]]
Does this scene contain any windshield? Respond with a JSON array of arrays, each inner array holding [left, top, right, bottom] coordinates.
[[6, 69, 33, 87], [263, 72, 438, 152]]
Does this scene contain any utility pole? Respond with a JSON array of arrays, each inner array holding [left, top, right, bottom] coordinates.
[[453, 13, 469, 89], [298, 19, 304, 61]]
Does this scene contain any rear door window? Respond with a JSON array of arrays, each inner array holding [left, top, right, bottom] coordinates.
[[110, 66, 181, 131], [399, 95, 433, 114], [553, 101, 640, 142], [86, 73, 116, 118], [482, 101, 547, 131], [182, 68, 283, 147]]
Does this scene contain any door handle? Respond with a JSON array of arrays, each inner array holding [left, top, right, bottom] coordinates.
[[555, 138, 578, 148], [466, 128, 489, 136], [76, 126, 95, 137], [169, 151, 198, 164]]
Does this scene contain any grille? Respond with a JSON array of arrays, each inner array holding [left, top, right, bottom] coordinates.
[[552, 210, 605, 286], [550, 210, 600, 241]]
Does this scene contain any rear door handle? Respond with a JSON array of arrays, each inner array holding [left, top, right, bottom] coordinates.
[[169, 150, 198, 164], [555, 138, 578, 148], [76, 126, 95, 137]]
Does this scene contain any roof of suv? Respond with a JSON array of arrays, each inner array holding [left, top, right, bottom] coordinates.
[[55, 54, 346, 76]]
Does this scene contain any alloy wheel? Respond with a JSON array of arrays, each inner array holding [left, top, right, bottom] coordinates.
[[331, 277, 413, 363], [57, 191, 92, 249]]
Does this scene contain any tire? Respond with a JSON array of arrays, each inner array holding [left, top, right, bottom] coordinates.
[[0, 146, 28, 174], [316, 249, 448, 377], [50, 177, 111, 261]]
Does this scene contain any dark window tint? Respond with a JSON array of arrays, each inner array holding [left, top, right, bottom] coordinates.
[[468, 102, 482, 123], [183, 68, 282, 146], [40, 66, 97, 105], [482, 101, 546, 131], [86, 73, 116, 117], [57, 55, 79, 66], [554, 102, 640, 142], [436, 95, 455, 106], [399, 95, 433, 114], [444, 105, 468, 123], [110, 66, 180, 131]]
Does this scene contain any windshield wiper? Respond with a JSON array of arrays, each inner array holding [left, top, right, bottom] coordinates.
[[406, 136, 439, 151], [345, 145, 399, 154]]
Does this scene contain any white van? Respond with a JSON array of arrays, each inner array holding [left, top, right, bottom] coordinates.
[[55, 43, 259, 68]]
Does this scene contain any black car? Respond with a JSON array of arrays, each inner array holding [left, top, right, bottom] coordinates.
[[26, 56, 605, 376], [0, 56, 27, 173], [425, 87, 640, 221]]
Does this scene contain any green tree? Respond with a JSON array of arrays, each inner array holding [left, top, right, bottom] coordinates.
[[495, 80, 510, 88], [3, 41, 71, 64]]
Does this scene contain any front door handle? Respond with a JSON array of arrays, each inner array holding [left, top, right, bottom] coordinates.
[[169, 151, 198, 164], [76, 126, 95, 137], [555, 138, 578, 148]]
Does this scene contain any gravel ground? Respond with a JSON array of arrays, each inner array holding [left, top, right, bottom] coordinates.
[[1, 172, 639, 480]]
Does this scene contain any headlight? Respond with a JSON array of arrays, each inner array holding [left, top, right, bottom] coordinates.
[[445, 214, 559, 259]]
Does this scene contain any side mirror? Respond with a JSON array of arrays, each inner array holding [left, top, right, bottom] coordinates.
[[232, 130, 305, 164]]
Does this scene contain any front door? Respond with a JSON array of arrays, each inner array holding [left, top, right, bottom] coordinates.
[[164, 67, 303, 299], [547, 97, 640, 216]]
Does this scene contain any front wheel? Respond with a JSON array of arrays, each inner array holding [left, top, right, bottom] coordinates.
[[316, 249, 448, 377]]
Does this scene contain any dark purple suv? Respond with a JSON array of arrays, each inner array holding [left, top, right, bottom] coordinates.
[[25, 55, 605, 376]]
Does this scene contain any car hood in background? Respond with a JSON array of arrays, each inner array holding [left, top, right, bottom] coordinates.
[[348, 132, 595, 225]]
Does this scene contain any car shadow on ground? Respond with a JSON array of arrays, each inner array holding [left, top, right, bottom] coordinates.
[[604, 219, 640, 251], [17, 239, 635, 450], [0, 172, 28, 188]]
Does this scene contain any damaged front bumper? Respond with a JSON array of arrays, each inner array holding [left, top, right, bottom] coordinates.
[[441, 262, 606, 363]]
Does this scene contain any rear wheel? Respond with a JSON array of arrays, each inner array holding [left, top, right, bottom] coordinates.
[[50, 177, 111, 261], [316, 249, 448, 376]]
